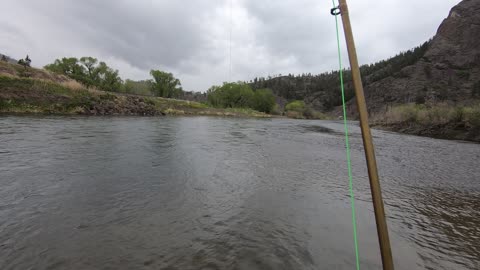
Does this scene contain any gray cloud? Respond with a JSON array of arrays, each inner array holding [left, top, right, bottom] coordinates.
[[1, 0, 461, 91]]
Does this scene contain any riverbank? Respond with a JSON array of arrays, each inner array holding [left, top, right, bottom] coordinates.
[[371, 104, 480, 143], [0, 74, 269, 118]]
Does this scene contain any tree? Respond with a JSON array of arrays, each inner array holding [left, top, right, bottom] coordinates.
[[17, 55, 31, 68], [252, 88, 276, 113], [149, 70, 182, 98], [25, 55, 31, 66], [122, 79, 153, 96], [94, 62, 123, 92], [44, 57, 85, 80], [207, 82, 255, 108], [285, 100, 306, 112], [45, 57, 122, 92], [1, 55, 8, 62], [79, 57, 98, 86]]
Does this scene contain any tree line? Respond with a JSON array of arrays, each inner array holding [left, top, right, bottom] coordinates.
[[44, 57, 188, 99], [248, 40, 431, 110], [41, 40, 431, 114], [207, 82, 276, 113]]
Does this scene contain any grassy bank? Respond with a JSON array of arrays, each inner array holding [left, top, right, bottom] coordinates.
[[372, 103, 480, 142], [0, 75, 269, 118]]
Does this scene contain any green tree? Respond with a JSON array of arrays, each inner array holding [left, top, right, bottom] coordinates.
[[252, 88, 276, 113], [122, 79, 153, 96], [17, 55, 32, 69], [79, 57, 98, 86], [45, 57, 122, 92], [207, 82, 255, 108], [149, 70, 182, 98], [94, 62, 123, 92], [285, 100, 306, 112], [44, 57, 86, 81]]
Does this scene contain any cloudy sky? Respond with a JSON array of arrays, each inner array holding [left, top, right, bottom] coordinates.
[[1, 0, 461, 91]]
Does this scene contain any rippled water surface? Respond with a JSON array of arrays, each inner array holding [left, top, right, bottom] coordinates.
[[0, 116, 479, 270]]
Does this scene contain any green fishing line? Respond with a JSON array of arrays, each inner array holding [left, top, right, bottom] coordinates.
[[331, 0, 360, 269]]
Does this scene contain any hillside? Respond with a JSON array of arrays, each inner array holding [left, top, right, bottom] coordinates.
[[250, 0, 480, 142], [0, 53, 17, 65], [348, 0, 480, 115], [0, 61, 268, 118], [251, 0, 480, 114]]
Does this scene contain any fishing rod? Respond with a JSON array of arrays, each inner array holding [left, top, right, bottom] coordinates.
[[331, 1, 395, 269]]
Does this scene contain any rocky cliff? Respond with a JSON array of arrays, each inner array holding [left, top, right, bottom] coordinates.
[[346, 0, 480, 115], [251, 0, 480, 116]]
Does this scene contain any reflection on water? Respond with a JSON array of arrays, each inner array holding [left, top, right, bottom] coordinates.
[[0, 116, 479, 270]]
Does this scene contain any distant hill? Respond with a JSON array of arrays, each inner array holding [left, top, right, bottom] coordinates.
[[250, 0, 480, 116], [0, 53, 18, 65], [249, 41, 429, 112], [344, 0, 480, 116]]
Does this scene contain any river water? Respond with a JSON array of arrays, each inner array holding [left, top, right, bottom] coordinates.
[[0, 116, 479, 270]]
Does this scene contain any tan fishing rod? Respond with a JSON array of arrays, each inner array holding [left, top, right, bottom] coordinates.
[[331, 0, 395, 269]]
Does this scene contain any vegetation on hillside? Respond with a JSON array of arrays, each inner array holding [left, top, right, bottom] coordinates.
[[372, 103, 480, 142], [249, 41, 430, 110], [43, 57, 206, 101], [284, 100, 327, 119], [44, 57, 123, 92], [121, 79, 152, 96], [0, 74, 269, 118], [149, 70, 183, 98]]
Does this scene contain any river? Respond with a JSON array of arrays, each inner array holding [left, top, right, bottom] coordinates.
[[0, 116, 479, 270]]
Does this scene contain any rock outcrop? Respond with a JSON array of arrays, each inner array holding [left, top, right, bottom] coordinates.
[[347, 0, 480, 115]]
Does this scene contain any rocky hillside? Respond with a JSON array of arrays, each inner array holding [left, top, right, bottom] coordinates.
[[251, 0, 480, 116], [0, 61, 268, 118], [348, 0, 480, 116], [0, 53, 17, 65]]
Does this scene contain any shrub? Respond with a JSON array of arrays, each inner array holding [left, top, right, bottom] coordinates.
[[285, 100, 306, 112], [284, 100, 327, 119], [206, 82, 272, 111], [286, 110, 304, 119], [252, 88, 276, 113], [382, 103, 480, 128]]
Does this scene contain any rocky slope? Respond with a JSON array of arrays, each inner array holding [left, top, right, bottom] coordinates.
[[251, 0, 480, 116], [346, 0, 480, 115], [0, 62, 269, 118]]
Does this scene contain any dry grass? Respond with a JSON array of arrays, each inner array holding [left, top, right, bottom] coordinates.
[[60, 80, 85, 91], [375, 103, 480, 129], [286, 111, 304, 119]]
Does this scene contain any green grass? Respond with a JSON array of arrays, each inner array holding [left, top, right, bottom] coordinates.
[[0, 75, 270, 118]]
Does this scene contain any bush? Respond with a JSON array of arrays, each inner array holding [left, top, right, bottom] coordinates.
[[284, 100, 327, 119], [252, 88, 276, 113], [206, 83, 275, 113], [383, 103, 480, 128], [384, 104, 422, 123], [285, 100, 306, 112]]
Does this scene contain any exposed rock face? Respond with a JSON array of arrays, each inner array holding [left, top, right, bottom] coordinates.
[[349, 0, 480, 115], [427, 0, 480, 69]]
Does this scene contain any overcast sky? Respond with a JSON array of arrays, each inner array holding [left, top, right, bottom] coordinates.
[[1, 0, 461, 91]]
